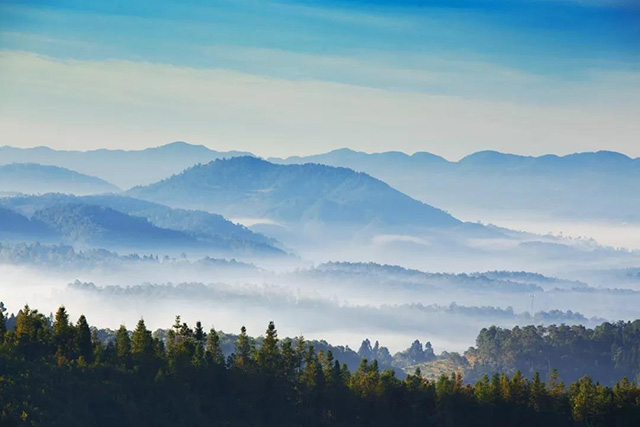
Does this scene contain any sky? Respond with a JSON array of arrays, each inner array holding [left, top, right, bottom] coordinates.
[[0, 0, 639, 159]]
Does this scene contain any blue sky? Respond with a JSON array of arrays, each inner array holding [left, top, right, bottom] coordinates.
[[0, 0, 638, 158]]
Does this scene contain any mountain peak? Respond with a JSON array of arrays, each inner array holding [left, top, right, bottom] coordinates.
[[128, 157, 460, 229], [148, 141, 214, 153]]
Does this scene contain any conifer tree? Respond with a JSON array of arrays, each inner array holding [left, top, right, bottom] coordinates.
[[115, 324, 131, 368], [75, 315, 93, 363], [233, 326, 254, 371], [194, 321, 205, 343], [131, 319, 154, 368], [257, 321, 280, 375], [0, 306, 6, 344], [91, 329, 104, 363], [53, 306, 74, 361], [529, 372, 547, 411], [14, 305, 51, 359], [205, 327, 225, 366]]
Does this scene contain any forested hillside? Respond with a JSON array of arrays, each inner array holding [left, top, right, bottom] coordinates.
[[273, 149, 640, 223], [0, 163, 119, 195], [128, 156, 460, 229], [2, 304, 640, 426], [0, 194, 284, 254]]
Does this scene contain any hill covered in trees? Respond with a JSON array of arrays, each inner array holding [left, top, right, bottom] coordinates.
[[127, 156, 461, 230], [2, 304, 640, 426], [0, 142, 251, 188], [0, 194, 284, 255], [272, 149, 640, 224], [0, 163, 119, 195]]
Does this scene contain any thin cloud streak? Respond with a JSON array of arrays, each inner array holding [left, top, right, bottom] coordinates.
[[1, 51, 639, 159]]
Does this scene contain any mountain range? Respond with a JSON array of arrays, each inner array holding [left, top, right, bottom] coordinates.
[[127, 156, 461, 233], [0, 142, 250, 189], [4, 142, 637, 223], [271, 148, 640, 223], [0, 163, 119, 195], [0, 142, 640, 223], [0, 194, 283, 254]]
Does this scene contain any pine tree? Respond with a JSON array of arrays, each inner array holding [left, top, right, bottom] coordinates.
[[0, 305, 6, 344], [75, 315, 93, 363], [529, 372, 547, 411], [191, 320, 206, 367], [194, 321, 205, 343], [131, 319, 154, 368], [569, 376, 599, 422], [233, 326, 254, 371], [205, 327, 225, 366], [280, 339, 297, 382], [14, 305, 52, 360], [256, 321, 280, 375], [115, 325, 131, 368], [91, 329, 104, 363], [301, 345, 324, 391], [53, 306, 74, 361]]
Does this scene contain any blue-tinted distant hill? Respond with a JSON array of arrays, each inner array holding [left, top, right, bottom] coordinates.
[[127, 156, 461, 230], [0, 163, 119, 195], [32, 203, 196, 248], [0, 142, 251, 189], [0, 207, 53, 239], [271, 149, 640, 223], [0, 194, 284, 254]]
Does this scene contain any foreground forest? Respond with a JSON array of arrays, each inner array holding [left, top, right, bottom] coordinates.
[[2, 305, 640, 426]]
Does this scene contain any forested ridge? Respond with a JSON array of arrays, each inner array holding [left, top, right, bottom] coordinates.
[[2, 304, 640, 426]]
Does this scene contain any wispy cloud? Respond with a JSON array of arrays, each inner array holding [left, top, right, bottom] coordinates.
[[1, 51, 638, 159]]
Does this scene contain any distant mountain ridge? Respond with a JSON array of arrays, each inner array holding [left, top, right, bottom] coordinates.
[[127, 156, 461, 231], [0, 142, 251, 189], [271, 148, 640, 223], [0, 194, 284, 254], [0, 207, 52, 238], [0, 163, 119, 195], [5, 142, 638, 222]]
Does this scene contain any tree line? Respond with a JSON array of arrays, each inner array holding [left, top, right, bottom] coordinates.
[[467, 322, 640, 385], [1, 304, 640, 426]]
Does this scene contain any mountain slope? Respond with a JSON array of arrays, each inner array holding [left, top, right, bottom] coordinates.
[[0, 207, 53, 238], [0, 194, 283, 254], [32, 204, 196, 248], [0, 163, 119, 195], [272, 149, 640, 223], [0, 142, 251, 189], [127, 156, 461, 230]]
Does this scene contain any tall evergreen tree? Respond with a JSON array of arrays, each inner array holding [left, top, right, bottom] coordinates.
[[257, 321, 280, 375], [0, 305, 6, 344], [53, 306, 74, 361], [75, 315, 93, 363], [233, 326, 254, 371], [205, 327, 225, 366], [115, 324, 131, 368], [14, 305, 51, 359], [131, 319, 154, 368]]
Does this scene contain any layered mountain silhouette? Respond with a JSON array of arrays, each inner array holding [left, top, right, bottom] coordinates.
[[0, 163, 119, 195], [0, 207, 52, 239], [127, 156, 461, 230], [0, 194, 283, 254], [6, 142, 638, 223], [271, 149, 640, 222], [0, 142, 250, 189]]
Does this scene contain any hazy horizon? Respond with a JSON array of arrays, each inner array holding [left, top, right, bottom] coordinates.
[[2, 2, 640, 406], [2, 0, 639, 158], [2, 140, 639, 163]]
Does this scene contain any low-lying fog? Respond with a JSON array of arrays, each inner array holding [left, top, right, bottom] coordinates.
[[456, 209, 640, 251], [2, 236, 639, 354]]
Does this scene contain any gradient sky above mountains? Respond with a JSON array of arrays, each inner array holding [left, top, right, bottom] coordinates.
[[0, 0, 638, 158]]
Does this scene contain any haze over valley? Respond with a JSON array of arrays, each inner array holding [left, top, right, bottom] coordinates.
[[1, 142, 639, 360]]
